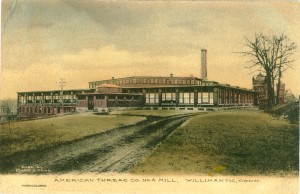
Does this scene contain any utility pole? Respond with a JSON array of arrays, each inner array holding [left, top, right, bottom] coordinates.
[[57, 78, 66, 105]]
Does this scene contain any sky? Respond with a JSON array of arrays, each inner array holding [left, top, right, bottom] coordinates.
[[1, 0, 300, 100]]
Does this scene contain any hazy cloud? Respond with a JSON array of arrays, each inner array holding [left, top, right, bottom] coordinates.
[[1, 1, 300, 99], [63, 1, 151, 31]]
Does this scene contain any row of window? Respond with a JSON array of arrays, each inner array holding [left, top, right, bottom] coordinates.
[[77, 95, 141, 100], [91, 78, 201, 88], [21, 99, 77, 104], [19, 95, 74, 102], [145, 92, 214, 104], [218, 98, 253, 104], [19, 94, 75, 98], [21, 107, 50, 114], [107, 96, 141, 100]]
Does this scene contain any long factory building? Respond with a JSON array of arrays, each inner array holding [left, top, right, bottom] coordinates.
[[17, 49, 256, 119]]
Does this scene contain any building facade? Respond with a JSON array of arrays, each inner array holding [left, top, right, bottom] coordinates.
[[252, 73, 268, 109], [17, 89, 92, 119], [252, 73, 286, 109], [88, 75, 255, 108], [17, 75, 255, 119], [16, 50, 256, 119]]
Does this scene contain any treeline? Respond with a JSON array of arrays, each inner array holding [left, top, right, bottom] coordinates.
[[0, 99, 17, 114]]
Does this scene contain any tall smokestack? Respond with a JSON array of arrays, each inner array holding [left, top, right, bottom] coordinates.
[[201, 49, 207, 80]]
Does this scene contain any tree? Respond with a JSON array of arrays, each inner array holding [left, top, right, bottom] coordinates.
[[240, 33, 296, 109]]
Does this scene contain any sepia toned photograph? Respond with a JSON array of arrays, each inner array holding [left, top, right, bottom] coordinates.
[[0, 0, 299, 193]]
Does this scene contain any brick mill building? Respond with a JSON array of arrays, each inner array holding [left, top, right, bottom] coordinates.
[[252, 72, 285, 109], [17, 49, 257, 119]]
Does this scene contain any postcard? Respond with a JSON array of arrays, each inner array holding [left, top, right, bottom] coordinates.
[[0, 1, 299, 193]]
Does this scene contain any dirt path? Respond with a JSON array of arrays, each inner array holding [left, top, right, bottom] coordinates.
[[0, 113, 198, 174]]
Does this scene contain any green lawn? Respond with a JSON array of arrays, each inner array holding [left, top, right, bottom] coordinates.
[[132, 110, 299, 176], [0, 113, 145, 157]]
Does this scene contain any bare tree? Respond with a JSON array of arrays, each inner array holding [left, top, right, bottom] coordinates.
[[275, 36, 296, 104], [240, 33, 296, 109]]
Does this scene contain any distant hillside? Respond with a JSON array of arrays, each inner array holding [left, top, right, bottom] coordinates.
[[267, 101, 299, 124]]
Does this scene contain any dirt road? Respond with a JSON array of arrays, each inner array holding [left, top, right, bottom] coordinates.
[[0, 113, 196, 174]]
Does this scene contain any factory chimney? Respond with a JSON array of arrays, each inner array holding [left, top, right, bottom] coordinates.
[[201, 49, 207, 80]]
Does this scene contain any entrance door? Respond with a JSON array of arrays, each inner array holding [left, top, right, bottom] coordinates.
[[88, 96, 94, 110]]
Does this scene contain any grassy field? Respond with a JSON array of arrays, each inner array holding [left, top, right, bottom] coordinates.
[[111, 109, 201, 117], [0, 113, 145, 157], [132, 110, 299, 176]]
